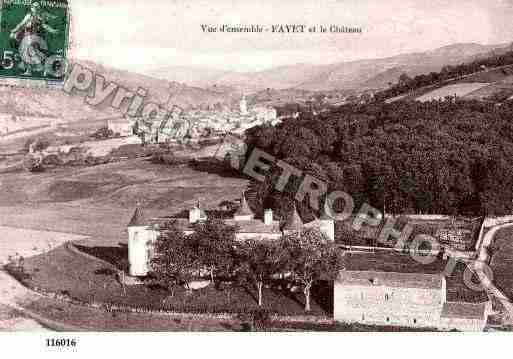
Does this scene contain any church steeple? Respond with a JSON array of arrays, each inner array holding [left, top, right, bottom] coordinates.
[[233, 191, 255, 220], [283, 202, 303, 233], [239, 94, 248, 115], [128, 206, 145, 227], [319, 197, 335, 241], [320, 197, 335, 220]]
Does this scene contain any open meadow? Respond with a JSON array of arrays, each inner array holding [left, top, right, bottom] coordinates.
[[0, 158, 249, 245]]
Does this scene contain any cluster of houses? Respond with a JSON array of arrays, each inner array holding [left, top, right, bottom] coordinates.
[[107, 95, 280, 143], [126, 194, 492, 332]]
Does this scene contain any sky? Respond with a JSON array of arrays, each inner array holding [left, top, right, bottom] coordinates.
[[69, 0, 513, 73]]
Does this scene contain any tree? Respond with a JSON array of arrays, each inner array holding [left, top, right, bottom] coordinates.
[[91, 126, 114, 140], [238, 239, 286, 307], [191, 219, 238, 284], [398, 73, 412, 87], [151, 222, 199, 293], [282, 229, 343, 312], [24, 137, 51, 153]]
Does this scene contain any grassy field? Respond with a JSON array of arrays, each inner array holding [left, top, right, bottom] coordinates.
[[490, 227, 513, 300], [9, 242, 441, 331], [416, 83, 491, 102], [10, 242, 329, 317], [0, 158, 249, 244]]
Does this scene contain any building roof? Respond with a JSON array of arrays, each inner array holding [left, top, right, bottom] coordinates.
[[342, 250, 489, 304], [128, 207, 146, 227], [149, 217, 281, 234], [441, 302, 487, 320], [320, 197, 335, 220], [283, 203, 303, 231], [233, 192, 254, 217], [338, 270, 444, 290]]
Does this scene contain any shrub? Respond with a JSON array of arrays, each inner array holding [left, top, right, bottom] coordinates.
[[42, 153, 62, 166], [24, 137, 51, 153], [23, 155, 44, 172], [91, 126, 114, 140], [150, 148, 177, 165]]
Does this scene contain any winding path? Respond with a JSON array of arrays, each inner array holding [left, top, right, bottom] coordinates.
[[474, 222, 513, 320], [0, 226, 89, 330]]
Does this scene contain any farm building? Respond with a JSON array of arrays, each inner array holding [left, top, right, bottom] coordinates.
[[107, 117, 135, 137], [334, 250, 491, 331]]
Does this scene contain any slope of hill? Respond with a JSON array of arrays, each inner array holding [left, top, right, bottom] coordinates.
[[145, 66, 231, 88], [386, 64, 513, 103], [145, 43, 508, 93], [0, 81, 117, 121], [77, 60, 238, 110], [298, 43, 506, 91]]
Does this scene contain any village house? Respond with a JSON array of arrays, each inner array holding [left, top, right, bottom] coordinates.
[[132, 95, 278, 144], [106, 116, 136, 137]]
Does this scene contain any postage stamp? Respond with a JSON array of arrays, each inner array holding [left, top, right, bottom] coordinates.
[[0, 0, 69, 81]]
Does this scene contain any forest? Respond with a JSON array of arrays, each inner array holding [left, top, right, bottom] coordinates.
[[243, 99, 513, 218]]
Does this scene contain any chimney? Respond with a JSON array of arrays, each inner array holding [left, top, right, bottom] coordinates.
[[264, 209, 273, 225]]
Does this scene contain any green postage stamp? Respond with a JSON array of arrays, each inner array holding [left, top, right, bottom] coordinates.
[[0, 0, 69, 81]]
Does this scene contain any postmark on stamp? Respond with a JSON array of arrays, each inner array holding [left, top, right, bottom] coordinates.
[[0, 0, 69, 81]]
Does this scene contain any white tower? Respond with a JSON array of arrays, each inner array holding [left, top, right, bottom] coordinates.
[[189, 199, 207, 223], [239, 94, 248, 115], [319, 198, 335, 241], [264, 208, 273, 225], [127, 207, 156, 276]]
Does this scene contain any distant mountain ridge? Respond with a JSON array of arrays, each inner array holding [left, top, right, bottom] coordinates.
[[0, 59, 239, 121], [146, 43, 511, 92]]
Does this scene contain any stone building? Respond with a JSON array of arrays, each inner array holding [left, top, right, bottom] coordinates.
[[335, 271, 447, 327], [334, 251, 491, 331]]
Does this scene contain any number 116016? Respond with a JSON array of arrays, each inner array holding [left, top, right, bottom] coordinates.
[[46, 338, 77, 347]]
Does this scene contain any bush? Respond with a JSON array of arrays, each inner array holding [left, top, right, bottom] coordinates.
[[91, 126, 115, 140], [150, 148, 177, 165], [24, 137, 51, 153], [23, 155, 44, 172], [42, 153, 62, 166]]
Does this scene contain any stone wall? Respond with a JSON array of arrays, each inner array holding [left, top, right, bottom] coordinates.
[[438, 317, 485, 331], [334, 283, 444, 328]]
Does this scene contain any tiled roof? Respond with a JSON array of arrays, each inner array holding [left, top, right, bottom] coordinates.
[[441, 302, 487, 320], [283, 204, 303, 231], [342, 250, 489, 304], [320, 198, 335, 220], [150, 217, 281, 234], [338, 270, 444, 290], [234, 192, 254, 217], [128, 207, 146, 227]]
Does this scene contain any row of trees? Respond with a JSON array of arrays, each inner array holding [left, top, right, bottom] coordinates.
[[244, 99, 513, 218], [151, 219, 342, 312], [375, 47, 513, 100]]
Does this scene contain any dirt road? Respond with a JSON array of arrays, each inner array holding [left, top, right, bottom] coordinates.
[[0, 226, 89, 331]]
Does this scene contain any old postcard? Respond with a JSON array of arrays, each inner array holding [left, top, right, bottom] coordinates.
[[1, 0, 513, 353]]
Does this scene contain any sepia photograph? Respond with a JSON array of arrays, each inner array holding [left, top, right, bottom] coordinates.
[[0, 0, 513, 355]]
